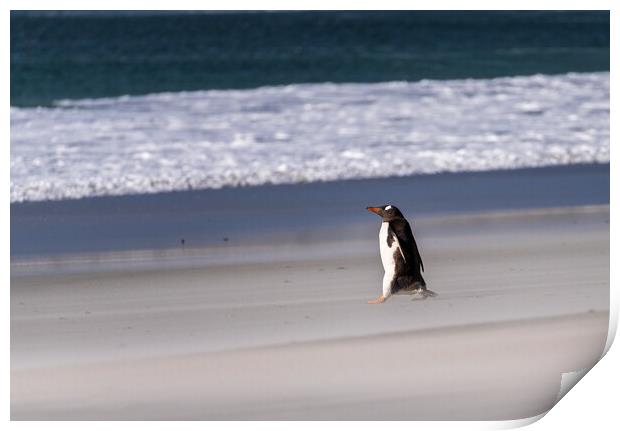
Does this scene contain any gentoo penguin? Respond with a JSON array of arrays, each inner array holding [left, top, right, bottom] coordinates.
[[366, 204, 435, 304]]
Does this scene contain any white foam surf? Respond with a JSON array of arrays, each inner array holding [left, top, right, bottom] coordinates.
[[11, 72, 609, 202]]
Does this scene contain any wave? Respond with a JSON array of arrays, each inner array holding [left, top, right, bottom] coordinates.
[[10, 72, 609, 202]]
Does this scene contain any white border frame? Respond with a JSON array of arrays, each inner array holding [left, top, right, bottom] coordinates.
[[4, 2, 616, 429]]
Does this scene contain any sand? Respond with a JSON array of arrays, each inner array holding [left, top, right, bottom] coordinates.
[[10, 204, 609, 420]]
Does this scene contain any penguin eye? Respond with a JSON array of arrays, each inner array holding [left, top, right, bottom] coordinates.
[[385, 205, 392, 211]]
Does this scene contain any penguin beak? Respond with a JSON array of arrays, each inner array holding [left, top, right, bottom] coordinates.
[[366, 207, 382, 215]]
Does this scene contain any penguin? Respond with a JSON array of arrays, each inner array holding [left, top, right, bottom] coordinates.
[[366, 204, 436, 304]]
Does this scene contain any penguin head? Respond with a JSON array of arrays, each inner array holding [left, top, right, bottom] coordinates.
[[366, 204, 404, 221]]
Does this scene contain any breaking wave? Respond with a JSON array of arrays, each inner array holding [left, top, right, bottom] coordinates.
[[10, 72, 609, 202]]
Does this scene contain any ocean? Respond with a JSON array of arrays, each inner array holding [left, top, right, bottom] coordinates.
[[10, 11, 610, 202]]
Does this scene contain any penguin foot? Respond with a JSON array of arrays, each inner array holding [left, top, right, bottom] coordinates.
[[421, 289, 438, 298], [408, 288, 438, 301], [368, 295, 386, 304], [411, 289, 437, 300]]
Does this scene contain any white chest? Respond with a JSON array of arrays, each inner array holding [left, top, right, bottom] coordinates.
[[379, 222, 396, 272], [379, 221, 407, 273]]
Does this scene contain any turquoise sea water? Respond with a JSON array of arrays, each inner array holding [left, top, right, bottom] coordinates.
[[10, 11, 610, 202], [11, 11, 609, 107]]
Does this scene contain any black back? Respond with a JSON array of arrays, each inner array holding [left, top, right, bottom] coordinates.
[[388, 218, 426, 290]]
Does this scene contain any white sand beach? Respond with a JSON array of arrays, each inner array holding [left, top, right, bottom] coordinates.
[[11, 201, 609, 420]]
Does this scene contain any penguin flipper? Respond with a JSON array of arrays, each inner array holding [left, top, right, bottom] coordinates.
[[389, 219, 425, 274]]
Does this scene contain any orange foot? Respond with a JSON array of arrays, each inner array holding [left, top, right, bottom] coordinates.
[[368, 295, 386, 304]]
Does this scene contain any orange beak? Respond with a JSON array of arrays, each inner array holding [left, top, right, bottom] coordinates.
[[366, 207, 382, 214]]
